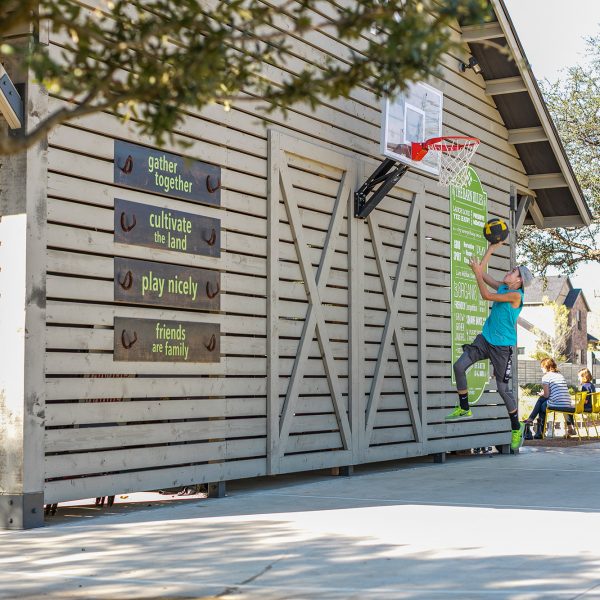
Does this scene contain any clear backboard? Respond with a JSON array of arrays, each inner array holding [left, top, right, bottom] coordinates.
[[381, 81, 443, 176]]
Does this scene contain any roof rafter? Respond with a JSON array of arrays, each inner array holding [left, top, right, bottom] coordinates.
[[507, 126, 548, 145], [529, 173, 568, 189], [461, 22, 505, 42], [485, 76, 527, 95]]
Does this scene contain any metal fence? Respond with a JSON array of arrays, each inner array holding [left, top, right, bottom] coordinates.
[[518, 359, 600, 387]]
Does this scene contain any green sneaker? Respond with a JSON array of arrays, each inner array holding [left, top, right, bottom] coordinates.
[[511, 421, 526, 451], [445, 406, 473, 421]]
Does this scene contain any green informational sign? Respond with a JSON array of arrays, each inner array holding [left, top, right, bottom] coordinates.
[[450, 167, 490, 403]]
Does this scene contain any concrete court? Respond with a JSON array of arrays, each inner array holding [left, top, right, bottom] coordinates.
[[2, 445, 600, 600]]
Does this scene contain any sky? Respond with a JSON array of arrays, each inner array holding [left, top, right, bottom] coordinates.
[[503, 0, 600, 332]]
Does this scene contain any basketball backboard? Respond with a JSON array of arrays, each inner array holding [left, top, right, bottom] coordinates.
[[381, 81, 443, 176]]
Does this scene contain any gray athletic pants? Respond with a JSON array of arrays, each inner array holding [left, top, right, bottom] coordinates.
[[453, 334, 517, 413]]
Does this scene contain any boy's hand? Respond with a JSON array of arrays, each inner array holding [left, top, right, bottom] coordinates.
[[469, 257, 483, 276]]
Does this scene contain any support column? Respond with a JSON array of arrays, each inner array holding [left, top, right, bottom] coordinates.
[[0, 60, 48, 529]]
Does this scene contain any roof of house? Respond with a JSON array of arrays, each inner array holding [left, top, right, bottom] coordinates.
[[588, 333, 600, 344], [524, 276, 570, 304], [564, 289, 590, 310], [460, 1, 593, 228], [524, 275, 591, 310]]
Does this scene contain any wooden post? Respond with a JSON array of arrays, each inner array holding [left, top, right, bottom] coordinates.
[[417, 188, 427, 443], [509, 186, 520, 418], [0, 60, 48, 529], [266, 130, 281, 475], [348, 161, 363, 463], [207, 482, 226, 498]]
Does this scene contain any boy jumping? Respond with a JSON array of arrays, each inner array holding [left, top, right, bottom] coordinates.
[[446, 241, 533, 451]]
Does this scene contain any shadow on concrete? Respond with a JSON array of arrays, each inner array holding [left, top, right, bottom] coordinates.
[[3, 448, 600, 598]]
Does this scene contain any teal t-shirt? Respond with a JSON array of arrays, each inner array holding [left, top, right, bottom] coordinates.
[[481, 284, 524, 347]]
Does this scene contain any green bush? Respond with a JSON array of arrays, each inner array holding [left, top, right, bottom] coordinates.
[[521, 383, 578, 397], [521, 383, 542, 396]]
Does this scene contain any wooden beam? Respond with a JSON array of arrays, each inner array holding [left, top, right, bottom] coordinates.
[[529, 173, 568, 189], [461, 22, 504, 43], [507, 126, 548, 145], [543, 216, 586, 228], [515, 195, 533, 232], [528, 199, 545, 228], [485, 76, 527, 95]]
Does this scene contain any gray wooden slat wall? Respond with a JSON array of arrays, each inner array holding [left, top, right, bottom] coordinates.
[[42, 0, 522, 504]]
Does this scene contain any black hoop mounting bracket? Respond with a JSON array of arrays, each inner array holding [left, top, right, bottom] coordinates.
[[354, 159, 409, 219]]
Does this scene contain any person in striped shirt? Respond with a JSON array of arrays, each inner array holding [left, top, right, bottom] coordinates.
[[525, 358, 574, 439]]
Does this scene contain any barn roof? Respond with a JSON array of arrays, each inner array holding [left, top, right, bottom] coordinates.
[[460, 0, 593, 229]]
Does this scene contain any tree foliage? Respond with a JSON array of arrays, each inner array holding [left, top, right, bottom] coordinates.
[[518, 34, 600, 276], [0, 0, 489, 155], [531, 299, 573, 364]]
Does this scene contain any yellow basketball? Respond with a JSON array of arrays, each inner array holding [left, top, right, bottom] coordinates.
[[483, 218, 509, 243]]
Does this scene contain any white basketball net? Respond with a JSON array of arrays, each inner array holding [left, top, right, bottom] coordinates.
[[428, 138, 480, 188]]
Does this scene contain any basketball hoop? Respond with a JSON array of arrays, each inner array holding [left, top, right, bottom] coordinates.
[[411, 136, 480, 187]]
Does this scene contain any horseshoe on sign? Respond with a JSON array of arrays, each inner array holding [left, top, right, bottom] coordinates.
[[203, 228, 217, 247], [118, 154, 133, 174], [206, 175, 221, 194], [118, 270, 133, 290], [120, 212, 137, 232], [121, 329, 138, 349], [204, 334, 216, 352], [206, 280, 220, 299]]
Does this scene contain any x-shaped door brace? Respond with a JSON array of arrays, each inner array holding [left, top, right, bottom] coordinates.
[[278, 163, 352, 452], [364, 194, 424, 444]]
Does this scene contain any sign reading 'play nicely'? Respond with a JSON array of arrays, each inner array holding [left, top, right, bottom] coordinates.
[[114, 140, 221, 205], [450, 167, 490, 403], [114, 258, 220, 312]]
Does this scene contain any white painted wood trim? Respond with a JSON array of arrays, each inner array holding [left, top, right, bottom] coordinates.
[[528, 173, 568, 189], [461, 22, 505, 43], [507, 126, 548, 145], [485, 76, 527, 96]]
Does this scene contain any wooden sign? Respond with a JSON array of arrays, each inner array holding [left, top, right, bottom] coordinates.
[[114, 199, 220, 257], [114, 317, 220, 362], [114, 258, 220, 311], [114, 140, 221, 205]]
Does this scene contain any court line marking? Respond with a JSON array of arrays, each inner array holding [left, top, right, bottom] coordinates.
[[1, 570, 597, 597], [263, 492, 600, 512]]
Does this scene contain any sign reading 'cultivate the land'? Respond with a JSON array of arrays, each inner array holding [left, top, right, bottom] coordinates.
[[114, 198, 220, 257], [114, 317, 220, 363], [450, 167, 490, 403], [114, 258, 221, 311], [114, 140, 221, 205]]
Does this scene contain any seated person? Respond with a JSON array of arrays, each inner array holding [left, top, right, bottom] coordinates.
[[579, 368, 596, 411], [525, 358, 574, 439]]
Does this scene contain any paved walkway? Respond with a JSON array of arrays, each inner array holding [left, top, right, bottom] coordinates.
[[2, 445, 600, 599]]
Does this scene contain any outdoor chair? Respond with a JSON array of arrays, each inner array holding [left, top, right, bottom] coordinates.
[[543, 392, 587, 441], [589, 392, 600, 438]]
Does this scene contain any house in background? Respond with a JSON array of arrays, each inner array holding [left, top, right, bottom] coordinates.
[[517, 276, 591, 366]]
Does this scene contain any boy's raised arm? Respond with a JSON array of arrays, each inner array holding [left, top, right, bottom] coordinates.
[[479, 242, 503, 290]]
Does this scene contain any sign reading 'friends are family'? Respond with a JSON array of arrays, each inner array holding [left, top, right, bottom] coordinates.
[[115, 317, 220, 363], [114, 140, 221, 205]]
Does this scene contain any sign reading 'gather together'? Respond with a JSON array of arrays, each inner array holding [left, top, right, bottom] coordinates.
[[114, 140, 221, 205]]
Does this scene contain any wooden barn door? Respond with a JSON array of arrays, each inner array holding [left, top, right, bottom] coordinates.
[[267, 132, 359, 474], [359, 181, 428, 463]]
